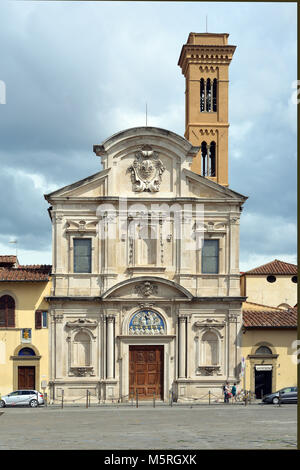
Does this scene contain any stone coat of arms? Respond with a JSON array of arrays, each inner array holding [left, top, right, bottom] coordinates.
[[127, 145, 165, 192]]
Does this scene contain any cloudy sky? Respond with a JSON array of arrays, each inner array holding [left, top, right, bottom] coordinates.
[[0, 1, 297, 271]]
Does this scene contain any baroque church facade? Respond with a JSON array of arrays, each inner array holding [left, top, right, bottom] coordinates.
[[44, 33, 247, 402]]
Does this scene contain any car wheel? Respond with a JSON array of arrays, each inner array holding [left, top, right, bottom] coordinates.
[[0, 400, 5, 408], [29, 399, 38, 408], [272, 397, 279, 404]]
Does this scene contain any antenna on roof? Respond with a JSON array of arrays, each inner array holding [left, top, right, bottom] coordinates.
[[146, 102, 148, 126], [9, 239, 18, 257], [206, 15, 208, 33]]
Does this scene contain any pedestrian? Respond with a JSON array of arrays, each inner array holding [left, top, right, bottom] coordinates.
[[231, 383, 237, 403], [223, 382, 230, 403]]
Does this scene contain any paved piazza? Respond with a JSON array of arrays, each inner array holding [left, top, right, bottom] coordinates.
[[0, 404, 297, 450]]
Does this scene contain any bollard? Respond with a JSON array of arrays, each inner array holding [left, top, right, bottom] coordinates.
[[278, 390, 282, 407], [86, 389, 89, 408], [209, 390, 211, 405], [153, 392, 156, 408], [131, 392, 134, 407], [61, 389, 64, 409], [44, 392, 48, 408], [136, 389, 138, 408]]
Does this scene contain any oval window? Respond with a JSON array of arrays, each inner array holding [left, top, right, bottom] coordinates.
[[267, 275, 276, 283], [292, 276, 297, 283]]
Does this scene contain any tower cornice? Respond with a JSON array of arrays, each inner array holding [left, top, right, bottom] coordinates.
[[178, 45, 236, 76]]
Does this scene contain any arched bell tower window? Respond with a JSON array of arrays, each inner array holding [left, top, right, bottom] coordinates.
[[200, 78, 217, 113], [200, 78, 205, 112], [209, 141, 216, 177], [206, 78, 212, 112], [201, 141, 216, 177], [212, 78, 217, 112], [201, 141, 208, 176]]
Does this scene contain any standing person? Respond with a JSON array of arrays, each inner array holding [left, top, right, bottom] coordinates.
[[231, 383, 237, 403], [223, 382, 230, 403]]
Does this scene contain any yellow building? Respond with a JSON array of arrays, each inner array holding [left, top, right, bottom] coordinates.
[[0, 256, 51, 397], [240, 259, 298, 397], [241, 259, 297, 309]]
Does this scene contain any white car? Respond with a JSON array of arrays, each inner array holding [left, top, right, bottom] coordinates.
[[0, 390, 44, 408]]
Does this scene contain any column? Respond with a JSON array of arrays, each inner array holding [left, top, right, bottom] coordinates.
[[228, 312, 238, 380], [55, 314, 64, 379], [178, 316, 187, 378], [106, 315, 115, 379]]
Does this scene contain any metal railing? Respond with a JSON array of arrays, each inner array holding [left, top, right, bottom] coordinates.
[[46, 388, 257, 408]]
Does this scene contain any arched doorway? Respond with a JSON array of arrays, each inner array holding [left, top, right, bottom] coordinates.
[[254, 346, 273, 398], [128, 309, 165, 400]]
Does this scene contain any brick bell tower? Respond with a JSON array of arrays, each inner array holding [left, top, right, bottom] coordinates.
[[178, 32, 236, 186]]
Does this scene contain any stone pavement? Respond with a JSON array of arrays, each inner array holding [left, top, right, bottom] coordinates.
[[0, 403, 297, 450]]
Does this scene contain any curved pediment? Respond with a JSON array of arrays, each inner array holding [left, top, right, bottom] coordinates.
[[101, 276, 193, 301]]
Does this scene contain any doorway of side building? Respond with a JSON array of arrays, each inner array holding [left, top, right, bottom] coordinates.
[[129, 345, 164, 400], [255, 369, 272, 398], [18, 366, 35, 390]]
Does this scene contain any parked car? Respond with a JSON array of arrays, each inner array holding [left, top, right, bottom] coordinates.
[[262, 387, 298, 404], [0, 390, 44, 408]]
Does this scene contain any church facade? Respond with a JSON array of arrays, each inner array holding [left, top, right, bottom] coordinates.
[[44, 33, 247, 402]]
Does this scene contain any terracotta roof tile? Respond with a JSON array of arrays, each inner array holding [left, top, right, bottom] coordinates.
[[0, 255, 18, 266], [0, 264, 52, 281], [243, 303, 297, 328], [242, 259, 298, 276]]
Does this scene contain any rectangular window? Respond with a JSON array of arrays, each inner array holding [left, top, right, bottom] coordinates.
[[74, 238, 92, 273], [42, 311, 48, 328], [202, 239, 219, 274]]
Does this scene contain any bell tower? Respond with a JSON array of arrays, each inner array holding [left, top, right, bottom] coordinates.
[[178, 32, 236, 186]]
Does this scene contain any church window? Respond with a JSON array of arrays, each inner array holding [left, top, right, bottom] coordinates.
[[74, 238, 92, 273], [0, 295, 15, 328], [266, 275, 276, 283], [291, 276, 297, 283], [202, 239, 219, 274]]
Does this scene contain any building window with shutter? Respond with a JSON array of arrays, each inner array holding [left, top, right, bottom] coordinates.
[[35, 310, 48, 329], [0, 295, 15, 328], [202, 239, 219, 274], [73, 238, 92, 273]]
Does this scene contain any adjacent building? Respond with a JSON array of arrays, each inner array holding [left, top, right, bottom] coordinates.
[[0, 256, 51, 396], [240, 259, 298, 397], [241, 259, 297, 309]]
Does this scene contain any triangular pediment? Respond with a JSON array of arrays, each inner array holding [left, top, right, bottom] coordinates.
[[44, 168, 110, 201], [183, 168, 247, 201]]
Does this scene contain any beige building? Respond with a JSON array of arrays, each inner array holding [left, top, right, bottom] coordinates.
[[240, 259, 297, 397], [241, 259, 297, 309], [44, 32, 248, 403], [0, 256, 51, 396]]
